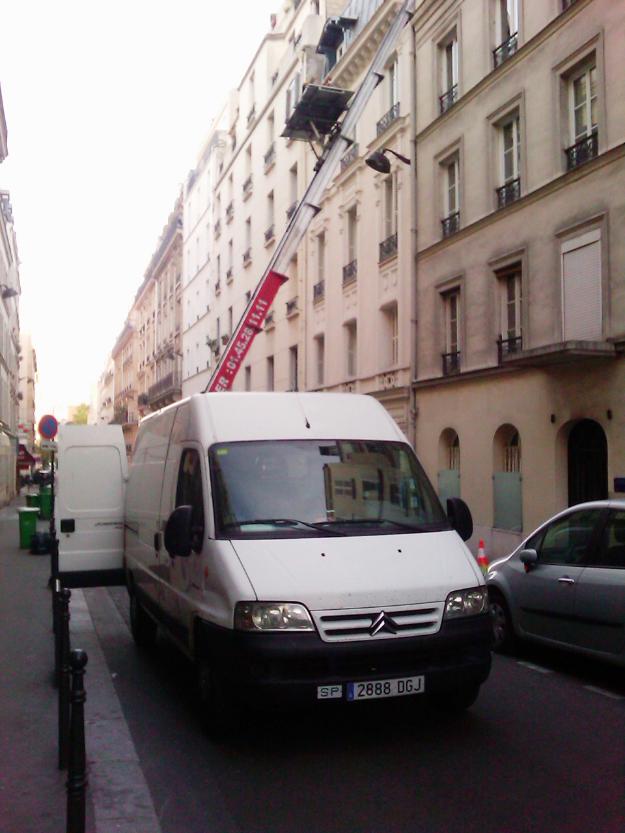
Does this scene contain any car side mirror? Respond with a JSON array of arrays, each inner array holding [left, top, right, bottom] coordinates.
[[446, 497, 473, 542], [519, 548, 538, 571], [164, 505, 193, 558]]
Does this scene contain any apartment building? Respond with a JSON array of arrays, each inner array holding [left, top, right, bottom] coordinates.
[[96, 356, 115, 425], [17, 332, 36, 454], [111, 318, 138, 455], [412, 0, 625, 553]]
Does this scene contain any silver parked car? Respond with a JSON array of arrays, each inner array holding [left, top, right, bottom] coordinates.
[[487, 501, 625, 666]]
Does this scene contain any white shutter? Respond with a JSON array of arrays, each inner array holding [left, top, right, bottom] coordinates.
[[561, 232, 602, 341]]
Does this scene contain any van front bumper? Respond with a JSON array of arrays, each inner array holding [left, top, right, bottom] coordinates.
[[195, 613, 492, 706]]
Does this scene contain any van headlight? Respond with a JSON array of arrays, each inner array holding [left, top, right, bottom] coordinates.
[[444, 587, 489, 619], [234, 602, 315, 632]]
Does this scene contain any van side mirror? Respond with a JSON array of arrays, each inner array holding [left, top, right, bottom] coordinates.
[[164, 505, 193, 558], [446, 497, 473, 542]]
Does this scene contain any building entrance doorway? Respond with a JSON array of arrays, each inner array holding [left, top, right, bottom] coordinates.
[[568, 419, 607, 506]]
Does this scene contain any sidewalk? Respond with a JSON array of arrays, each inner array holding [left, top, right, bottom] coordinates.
[[0, 495, 162, 833]]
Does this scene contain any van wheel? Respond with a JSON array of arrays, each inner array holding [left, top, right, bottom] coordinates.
[[129, 593, 157, 650], [434, 683, 481, 713], [489, 590, 515, 653], [197, 660, 239, 737]]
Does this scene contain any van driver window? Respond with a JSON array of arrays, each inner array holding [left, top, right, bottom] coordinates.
[[176, 449, 205, 550]]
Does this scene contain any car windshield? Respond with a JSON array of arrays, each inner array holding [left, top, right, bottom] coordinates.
[[209, 439, 449, 539]]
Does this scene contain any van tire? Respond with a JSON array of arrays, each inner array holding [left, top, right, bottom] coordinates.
[[129, 593, 157, 650], [489, 589, 515, 653], [197, 660, 240, 737], [434, 683, 481, 713]]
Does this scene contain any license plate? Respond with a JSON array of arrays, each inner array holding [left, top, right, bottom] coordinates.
[[346, 675, 425, 701]]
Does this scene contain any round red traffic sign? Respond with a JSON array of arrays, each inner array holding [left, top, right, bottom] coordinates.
[[38, 414, 59, 440]]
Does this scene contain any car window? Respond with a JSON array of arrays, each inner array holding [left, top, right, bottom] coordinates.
[[175, 448, 205, 552], [538, 509, 602, 566], [589, 510, 625, 569]]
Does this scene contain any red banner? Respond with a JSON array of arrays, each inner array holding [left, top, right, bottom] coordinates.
[[208, 270, 288, 392]]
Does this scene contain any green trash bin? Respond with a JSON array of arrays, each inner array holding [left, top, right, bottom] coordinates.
[[39, 483, 52, 494], [39, 491, 53, 521], [26, 493, 41, 511], [18, 508, 39, 549]]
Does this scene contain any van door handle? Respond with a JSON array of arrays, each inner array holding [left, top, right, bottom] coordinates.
[[558, 577, 575, 585], [60, 519, 75, 533]]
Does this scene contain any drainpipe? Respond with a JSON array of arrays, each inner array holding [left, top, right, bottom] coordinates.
[[408, 17, 419, 448]]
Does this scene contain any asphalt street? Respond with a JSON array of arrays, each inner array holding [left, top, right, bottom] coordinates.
[[80, 586, 625, 833]]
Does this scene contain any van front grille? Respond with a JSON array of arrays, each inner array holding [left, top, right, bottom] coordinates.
[[312, 603, 444, 643]]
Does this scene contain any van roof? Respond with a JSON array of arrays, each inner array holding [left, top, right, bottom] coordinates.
[[142, 392, 405, 445]]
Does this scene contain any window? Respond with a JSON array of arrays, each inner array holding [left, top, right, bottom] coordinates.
[[592, 511, 625, 569], [439, 31, 458, 113], [538, 508, 602, 566], [317, 232, 325, 283], [266, 191, 275, 241], [244, 365, 251, 391], [382, 304, 398, 367], [496, 263, 522, 357], [347, 205, 357, 263], [383, 172, 398, 239], [441, 157, 460, 236], [377, 56, 400, 134], [345, 321, 357, 377], [286, 72, 301, 118], [493, 0, 518, 67], [561, 229, 602, 341], [175, 449, 205, 553], [266, 355, 274, 391], [289, 346, 298, 391], [496, 113, 521, 207], [442, 290, 460, 374], [315, 335, 325, 386], [566, 62, 598, 169]]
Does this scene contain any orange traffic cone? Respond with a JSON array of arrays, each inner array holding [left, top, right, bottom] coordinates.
[[477, 539, 489, 574]]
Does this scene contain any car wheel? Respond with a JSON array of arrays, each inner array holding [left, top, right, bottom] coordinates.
[[434, 683, 481, 713], [197, 660, 240, 737], [129, 592, 157, 650], [490, 590, 515, 653]]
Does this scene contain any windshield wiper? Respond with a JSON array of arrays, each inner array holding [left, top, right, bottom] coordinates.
[[226, 518, 346, 536], [316, 518, 440, 532]]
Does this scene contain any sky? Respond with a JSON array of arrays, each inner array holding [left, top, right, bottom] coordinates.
[[0, 0, 279, 421]]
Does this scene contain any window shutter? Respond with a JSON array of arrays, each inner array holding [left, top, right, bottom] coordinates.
[[562, 235, 601, 341]]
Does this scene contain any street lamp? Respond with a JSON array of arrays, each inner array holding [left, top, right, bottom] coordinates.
[[0, 284, 18, 300], [365, 147, 411, 174]]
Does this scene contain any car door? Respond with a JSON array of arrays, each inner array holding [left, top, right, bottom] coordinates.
[[512, 507, 604, 645], [573, 509, 625, 659]]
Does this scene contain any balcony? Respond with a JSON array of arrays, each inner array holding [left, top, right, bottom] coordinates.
[[148, 369, 182, 408], [313, 280, 325, 303], [246, 105, 256, 127], [265, 310, 275, 329], [215, 279, 221, 294], [226, 266, 233, 283], [214, 219, 221, 238], [493, 32, 518, 68], [226, 201, 234, 223], [441, 211, 460, 238], [442, 351, 461, 376], [439, 85, 457, 115], [343, 259, 357, 287], [497, 334, 522, 364], [286, 200, 298, 220], [340, 142, 359, 172], [376, 102, 400, 136], [286, 297, 299, 317], [379, 232, 398, 263], [243, 247, 252, 266], [494, 339, 615, 368], [496, 177, 521, 209], [565, 130, 598, 171], [264, 142, 276, 170], [242, 175, 253, 199], [264, 224, 275, 244]]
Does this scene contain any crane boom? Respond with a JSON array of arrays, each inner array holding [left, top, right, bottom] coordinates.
[[206, 0, 415, 393]]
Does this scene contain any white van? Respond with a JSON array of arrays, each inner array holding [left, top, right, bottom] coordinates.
[[56, 424, 127, 588], [122, 392, 491, 725]]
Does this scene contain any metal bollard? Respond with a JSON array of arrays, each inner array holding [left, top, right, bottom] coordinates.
[[66, 648, 88, 833], [58, 588, 71, 769]]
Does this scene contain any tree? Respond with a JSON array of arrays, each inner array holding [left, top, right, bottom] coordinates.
[[71, 403, 89, 424]]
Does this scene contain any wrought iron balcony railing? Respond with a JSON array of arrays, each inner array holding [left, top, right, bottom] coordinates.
[[442, 351, 461, 376], [243, 247, 252, 265], [265, 311, 275, 328], [565, 130, 598, 171], [247, 105, 256, 127], [343, 259, 358, 286], [496, 177, 521, 209], [226, 201, 234, 222], [441, 211, 460, 238], [376, 102, 400, 136], [242, 175, 253, 198], [313, 280, 325, 303], [214, 219, 221, 238], [215, 279, 221, 294], [439, 84, 457, 114], [226, 267, 233, 282], [264, 225, 275, 243], [286, 297, 299, 317], [497, 335, 523, 363], [493, 32, 518, 68], [379, 232, 398, 262], [286, 200, 298, 220], [264, 142, 276, 169], [340, 142, 359, 172]]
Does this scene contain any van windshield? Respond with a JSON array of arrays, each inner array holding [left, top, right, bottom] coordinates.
[[209, 439, 449, 539]]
